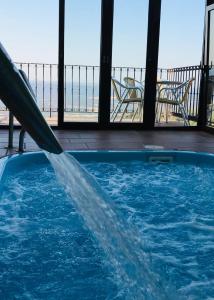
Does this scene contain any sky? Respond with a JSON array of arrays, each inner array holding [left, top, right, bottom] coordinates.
[[0, 0, 206, 68], [0, 0, 59, 63]]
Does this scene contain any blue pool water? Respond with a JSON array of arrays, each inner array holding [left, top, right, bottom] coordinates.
[[0, 151, 214, 299]]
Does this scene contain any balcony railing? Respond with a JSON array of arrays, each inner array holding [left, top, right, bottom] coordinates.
[[166, 65, 202, 121], [0, 63, 203, 125]]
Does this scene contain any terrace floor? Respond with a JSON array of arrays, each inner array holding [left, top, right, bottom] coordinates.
[[0, 129, 214, 158], [0, 111, 196, 127]]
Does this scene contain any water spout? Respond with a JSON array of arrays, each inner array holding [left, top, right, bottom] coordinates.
[[0, 43, 62, 154]]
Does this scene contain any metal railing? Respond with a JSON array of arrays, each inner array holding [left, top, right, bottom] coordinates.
[[166, 65, 202, 120], [0, 62, 203, 123], [206, 72, 214, 127]]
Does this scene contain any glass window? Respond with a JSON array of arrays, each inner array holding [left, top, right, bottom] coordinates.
[[64, 0, 101, 123], [110, 0, 149, 124], [0, 0, 59, 125], [155, 0, 204, 127]]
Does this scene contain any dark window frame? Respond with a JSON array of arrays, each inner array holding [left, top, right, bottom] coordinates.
[[203, 3, 214, 133], [56, 0, 205, 130], [58, 0, 162, 130]]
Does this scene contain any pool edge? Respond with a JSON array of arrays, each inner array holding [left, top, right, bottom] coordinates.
[[1, 149, 214, 180]]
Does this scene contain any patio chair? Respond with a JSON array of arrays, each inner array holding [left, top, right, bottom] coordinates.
[[156, 78, 195, 126], [123, 77, 144, 91], [111, 78, 144, 122], [123, 77, 144, 121]]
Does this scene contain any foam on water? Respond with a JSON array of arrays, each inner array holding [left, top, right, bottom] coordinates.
[[46, 152, 171, 300], [1, 153, 213, 299], [85, 159, 214, 299]]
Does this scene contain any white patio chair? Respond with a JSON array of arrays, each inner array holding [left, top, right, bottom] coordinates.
[[123, 77, 144, 121], [123, 77, 144, 91], [156, 78, 195, 126], [111, 78, 144, 122]]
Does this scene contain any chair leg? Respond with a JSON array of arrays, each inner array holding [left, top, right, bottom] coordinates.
[[165, 103, 168, 123], [132, 105, 139, 122], [120, 103, 129, 122], [158, 103, 163, 123], [178, 104, 190, 126], [139, 105, 144, 122], [182, 107, 189, 126], [155, 102, 159, 123], [110, 101, 120, 121], [112, 102, 124, 122]]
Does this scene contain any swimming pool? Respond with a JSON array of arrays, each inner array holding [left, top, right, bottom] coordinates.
[[0, 151, 214, 299]]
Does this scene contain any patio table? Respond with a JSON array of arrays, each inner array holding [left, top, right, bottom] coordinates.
[[156, 80, 182, 85], [123, 79, 183, 123]]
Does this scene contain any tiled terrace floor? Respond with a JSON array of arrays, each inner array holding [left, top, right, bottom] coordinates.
[[1, 129, 214, 157]]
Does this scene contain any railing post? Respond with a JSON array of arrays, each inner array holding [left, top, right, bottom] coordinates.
[[8, 111, 14, 148]]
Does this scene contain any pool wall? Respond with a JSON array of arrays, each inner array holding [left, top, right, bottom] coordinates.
[[1, 150, 214, 184]]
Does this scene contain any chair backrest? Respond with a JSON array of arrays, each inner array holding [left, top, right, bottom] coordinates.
[[157, 78, 195, 106], [173, 78, 195, 103], [123, 77, 139, 99], [124, 77, 136, 86], [179, 78, 195, 104], [160, 78, 195, 103], [111, 78, 122, 102]]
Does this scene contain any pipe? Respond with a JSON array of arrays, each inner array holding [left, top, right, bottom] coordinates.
[[17, 69, 36, 153], [0, 43, 63, 154]]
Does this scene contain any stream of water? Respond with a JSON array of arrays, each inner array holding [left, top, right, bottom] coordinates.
[[46, 151, 173, 300]]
